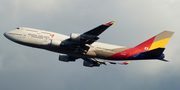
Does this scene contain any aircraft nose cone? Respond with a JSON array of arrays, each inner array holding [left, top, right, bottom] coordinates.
[[4, 32, 8, 38], [4, 31, 12, 40]]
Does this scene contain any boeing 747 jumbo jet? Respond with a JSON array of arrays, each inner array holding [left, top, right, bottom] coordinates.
[[4, 21, 174, 67]]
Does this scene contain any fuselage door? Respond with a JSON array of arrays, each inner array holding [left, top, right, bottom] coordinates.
[[23, 32, 26, 38]]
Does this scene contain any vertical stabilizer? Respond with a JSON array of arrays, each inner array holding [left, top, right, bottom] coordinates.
[[134, 31, 174, 52], [148, 31, 174, 50]]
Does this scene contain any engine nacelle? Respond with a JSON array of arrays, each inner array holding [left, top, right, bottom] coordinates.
[[70, 33, 96, 42], [59, 54, 76, 62], [50, 39, 61, 47], [70, 33, 81, 41], [83, 60, 100, 67]]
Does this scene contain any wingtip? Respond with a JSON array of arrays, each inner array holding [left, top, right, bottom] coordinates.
[[105, 21, 115, 26], [122, 61, 130, 65]]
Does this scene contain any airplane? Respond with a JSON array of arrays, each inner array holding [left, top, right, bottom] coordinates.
[[4, 21, 174, 67]]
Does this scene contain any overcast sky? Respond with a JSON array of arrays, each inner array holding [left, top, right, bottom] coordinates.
[[1, 0, 180, 90]]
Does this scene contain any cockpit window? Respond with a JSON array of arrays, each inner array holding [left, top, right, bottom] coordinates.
[[16, 28, 20, 29]]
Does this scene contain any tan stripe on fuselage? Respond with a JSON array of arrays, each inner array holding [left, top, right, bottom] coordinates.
[[90, 47, 130, 58]]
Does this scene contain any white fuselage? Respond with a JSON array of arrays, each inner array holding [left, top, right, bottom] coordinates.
[[4, 27, 126, 59]]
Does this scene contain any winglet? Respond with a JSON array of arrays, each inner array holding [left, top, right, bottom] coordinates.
[[122, 61, 130, 65], [105, 21, 115, 26]]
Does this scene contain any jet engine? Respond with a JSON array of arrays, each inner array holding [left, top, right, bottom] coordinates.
[[70, 33, 81, 41], [70, 33, 93, 41], [59, 54, 76, 62], [50, 39, 61, 47], [83, 60, 100, 67], [70, 33, 99, 44]]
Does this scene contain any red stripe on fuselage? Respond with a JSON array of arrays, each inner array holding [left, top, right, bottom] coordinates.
[[106, 36, 156, 60], [106, 48, 136, 60]]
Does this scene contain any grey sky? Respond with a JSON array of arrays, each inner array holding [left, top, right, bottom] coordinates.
[[1, 0, 180, 90]]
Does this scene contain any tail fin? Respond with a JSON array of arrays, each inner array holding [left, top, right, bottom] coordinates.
[[134, 30, 174, 52]]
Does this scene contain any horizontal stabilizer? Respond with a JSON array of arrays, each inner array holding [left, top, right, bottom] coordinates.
[[141, 48, 165, 57]]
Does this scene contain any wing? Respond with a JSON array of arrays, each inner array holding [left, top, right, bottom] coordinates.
[[60, 21, 115, 54], [82, 58, 130, 67], [81, 21, 114, 44], [62, 21, 114, 44]]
